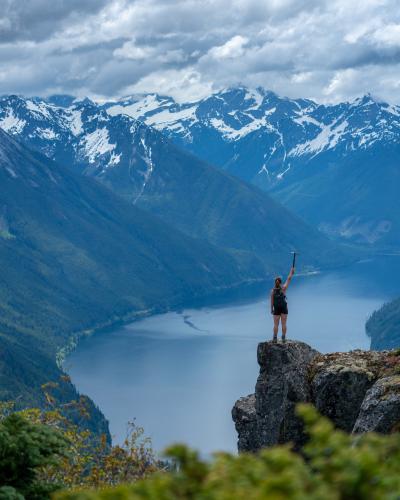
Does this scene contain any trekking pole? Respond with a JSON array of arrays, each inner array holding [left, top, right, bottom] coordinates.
[[291, 251, 296, 268]]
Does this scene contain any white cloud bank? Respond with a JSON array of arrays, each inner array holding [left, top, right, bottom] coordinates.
[[1, 0, 400, 103]]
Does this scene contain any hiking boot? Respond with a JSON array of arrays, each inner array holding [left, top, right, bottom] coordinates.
[[272, 335, 278, 343], [282, 335, 286, 343]]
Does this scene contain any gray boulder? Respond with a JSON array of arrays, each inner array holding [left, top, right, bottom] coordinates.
[[232, 341, 400, 453], [353, 375, 400, 434], [232, 340, 319, 451], [310, 351, 378, 432], [231, 394, 258, 452], [255, 341, 319, 448]]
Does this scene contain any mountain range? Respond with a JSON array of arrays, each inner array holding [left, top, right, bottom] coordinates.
[[104, 87, 400, 248], [0, 93, 343, 275], [0, 85, 397, 437], [0, 90, 350, 421]]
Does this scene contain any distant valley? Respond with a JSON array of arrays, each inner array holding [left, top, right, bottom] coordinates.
[[0, 92, 350, 423], [0, 128, 263, 425], [3, 85, 397, 435]]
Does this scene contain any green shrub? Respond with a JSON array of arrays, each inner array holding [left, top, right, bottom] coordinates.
[[0, 413, 67, 499], [55, 405, 400, 500], [0, 402, 159, 496], [1, 403, 399, 499]]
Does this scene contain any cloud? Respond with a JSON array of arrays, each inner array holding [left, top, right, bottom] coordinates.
[[0, 0, 109, 42], [208, 36, 249, 60], [0, 0, 400, 103], [114, 40, 153, 61]]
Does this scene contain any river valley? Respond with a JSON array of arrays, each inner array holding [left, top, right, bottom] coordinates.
[[66, 257, 400, 454]]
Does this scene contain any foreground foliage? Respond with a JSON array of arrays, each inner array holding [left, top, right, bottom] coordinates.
[[0, 403, 159, 499], [1, 403, 399, 499], [0, 412, 67, 499], [56, 405, 400, 500]]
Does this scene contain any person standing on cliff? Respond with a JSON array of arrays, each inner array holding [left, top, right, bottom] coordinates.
[[270, 266, 295, 343]]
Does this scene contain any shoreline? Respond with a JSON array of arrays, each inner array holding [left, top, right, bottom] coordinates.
[[58, 255, 392, 447], [56, 257, 362, 369], [64, 258, 388, 451], [56, 276, 270, 370]]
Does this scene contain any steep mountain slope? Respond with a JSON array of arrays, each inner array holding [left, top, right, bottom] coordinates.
[[0, 128, 258, 412], [0, 95, 345, 273], [105, 88, 400, 248], [367, 298, 400, 350]]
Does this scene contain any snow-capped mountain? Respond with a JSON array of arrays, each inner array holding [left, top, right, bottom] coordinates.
[[0, 94, 342, 272], [105, 87, 400, 188], [105, 87, 400, 247], [0, 95, 161, 203]]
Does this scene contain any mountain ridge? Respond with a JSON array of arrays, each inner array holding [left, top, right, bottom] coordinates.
[[101, 86, 400, 248], [0, 93, 347, 274]]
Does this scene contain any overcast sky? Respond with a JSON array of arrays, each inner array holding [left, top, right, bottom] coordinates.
[[1, 0, 400, 103]]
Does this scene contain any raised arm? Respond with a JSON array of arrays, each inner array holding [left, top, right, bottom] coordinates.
[[282, 267, 295, 291]]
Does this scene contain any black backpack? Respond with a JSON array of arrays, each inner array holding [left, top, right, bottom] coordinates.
[[273, 287, 287, 309]]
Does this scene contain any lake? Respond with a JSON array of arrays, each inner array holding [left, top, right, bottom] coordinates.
[[66, 257, 400, 454]]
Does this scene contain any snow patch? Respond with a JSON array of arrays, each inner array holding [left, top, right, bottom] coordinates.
[[26, 100, 52, 119], [276, 164, 291, 180], [210, 116, 268, 140], [37, 127, 57, 140], [0, 109, 26, 134], [258, 165, 270, 175], [145, 106, 198, 130], [357, 130, 380, 147], [109, 152, 121, 166], [244, 88, 263, 110], [107, 94, 168, 119], [133, 138, 154, 203], [264, 107, 276, 116], [383, 104, 400, 117], [293, 114, 322, 127], [5, 166, 17, 178], [289, 119, 348, 157], [81, 128, 115, 163], [66, 110, 84, 136]]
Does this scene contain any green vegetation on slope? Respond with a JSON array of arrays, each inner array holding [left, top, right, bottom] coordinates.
[[0, 98, 351, 275], [0, 402, 159, 498], [0, 129, 259, 421], [0, 412, 67, 499], [5, 404, 394, 500], [272, 145, 400, 248], [129, 131, 351, 274], [367, 297, 400, 350]]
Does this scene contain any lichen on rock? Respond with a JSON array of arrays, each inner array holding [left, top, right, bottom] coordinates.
[[353, 375, 400, 434], [232, 340, 400, 452]]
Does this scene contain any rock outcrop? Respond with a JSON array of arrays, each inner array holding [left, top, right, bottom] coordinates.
[[232, 341, 400, 452]]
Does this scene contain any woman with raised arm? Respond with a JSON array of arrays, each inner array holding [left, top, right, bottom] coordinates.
[[270, 266, 295, 343]]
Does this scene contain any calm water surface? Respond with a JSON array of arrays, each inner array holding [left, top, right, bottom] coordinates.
[[66, 257, 400, 454]]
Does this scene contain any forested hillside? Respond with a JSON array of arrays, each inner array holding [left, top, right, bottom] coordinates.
[[367, 297, 400, 350], [0, 128, 260, 418]]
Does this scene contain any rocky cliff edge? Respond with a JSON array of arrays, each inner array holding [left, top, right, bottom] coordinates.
[[232, 341, 400, 452]]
